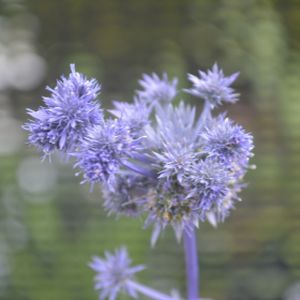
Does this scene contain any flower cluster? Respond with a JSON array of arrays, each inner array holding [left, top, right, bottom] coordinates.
[[24, 64, 254, 300], [24, 64, 254, 243]]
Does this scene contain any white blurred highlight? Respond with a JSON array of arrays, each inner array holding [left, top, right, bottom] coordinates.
[[0, 111, 23, 155], [8, 52, 46, 91], [17, 157, 58, 195], [0, 13, 46, 91], [284, 281, 300, 300]]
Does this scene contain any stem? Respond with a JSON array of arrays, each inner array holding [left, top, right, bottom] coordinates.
[[121, 160, 156, 178], [127, 280, 175, 300], [196, 100, 211, 131], [131, 152, 155, 164], [183, 228, 199, 300]]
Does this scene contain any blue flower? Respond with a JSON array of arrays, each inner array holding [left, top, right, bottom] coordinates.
[[23, 64, 102, 157], [109, 98, 151, 137], [74, 119, 141, 187], [145, 102, 198, 149], [200, 114, 254, 169], [185, 63, 239, 108], [186, 158, 232, 221], [155, 146, 197, 185], [90, 247, 145, 300], [137, 73, 178, 104]]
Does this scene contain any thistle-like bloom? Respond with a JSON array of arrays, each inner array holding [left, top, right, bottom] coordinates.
[[200, 115, 254, 169], [185, 63, 239, 108], [145, 102, 198, 149], [156, 146, 197, 185], [90, 247, 145, 300], [109, 99, 151, 137], [137, 73, 178, 103], [186, 158, 231, 220], [74, 119, 141, 187], [23, 64, 102, 156]]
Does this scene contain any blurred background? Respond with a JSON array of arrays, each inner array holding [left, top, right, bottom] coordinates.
[[0, 0, 299, 299]]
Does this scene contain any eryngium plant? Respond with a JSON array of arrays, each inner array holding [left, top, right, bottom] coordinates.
[[23, 64, 254, 300]]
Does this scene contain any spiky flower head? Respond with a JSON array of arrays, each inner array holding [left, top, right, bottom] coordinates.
[[23, 64, 102, 157], [74, 119, 141, 188], [137, 73, 178, 104], [185, 63, 239, 108], [144, 102, 198, 149], [90, 247, 145, 300], [200, 115, 254, 170], [185, 158, 232, 220], [109, 99, 151, 137]]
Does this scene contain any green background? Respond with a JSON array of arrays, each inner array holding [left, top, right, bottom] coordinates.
[[0, 0, 300, 299]]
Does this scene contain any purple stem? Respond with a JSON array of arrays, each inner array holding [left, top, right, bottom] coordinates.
[[121, 160, 156, 178], [127, 280, 175, 300], [196, 100, 211, 131], [183, 228, 199, 300]]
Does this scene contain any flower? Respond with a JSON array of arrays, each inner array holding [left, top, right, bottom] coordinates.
[[137, 73, 178, 103], [156, 146, 198, 184], [186, 158, 232, 220], [109, 98, 151, 137], [23, 64, 102, 157], [185, 63, 239, 107], [89, 247, 145, 300], [144, 102, 198, 149], [200, 114, 254, 170], [74, 119, 141, 188]]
